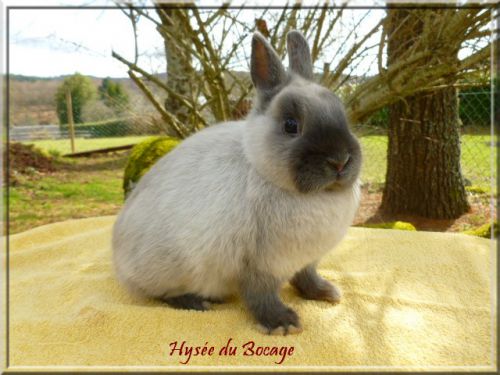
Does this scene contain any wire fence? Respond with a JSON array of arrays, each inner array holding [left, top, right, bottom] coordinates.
[[13, 85, 494, 194], [347, 85, 495, 194], [11, 7, 495, 195]]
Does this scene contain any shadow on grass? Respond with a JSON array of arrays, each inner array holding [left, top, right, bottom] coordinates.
[[57, 151, 130, 172]]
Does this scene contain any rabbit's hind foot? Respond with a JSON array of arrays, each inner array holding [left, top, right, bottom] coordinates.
[[162, 293, 213, 311]]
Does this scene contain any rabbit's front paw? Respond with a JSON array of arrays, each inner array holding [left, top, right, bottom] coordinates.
[[241, 267, 303, 335]]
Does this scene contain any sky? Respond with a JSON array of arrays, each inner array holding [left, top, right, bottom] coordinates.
[[8, 5, 165, 78], [4, 0, 389, 79], [4, 0, 493, 79]]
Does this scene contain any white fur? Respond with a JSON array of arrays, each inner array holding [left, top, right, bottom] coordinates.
[[112, 116, 361, 300]]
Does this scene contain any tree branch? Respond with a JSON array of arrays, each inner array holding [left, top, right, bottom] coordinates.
[[127, 70, 187, 139], [112, 50, 207, 127]]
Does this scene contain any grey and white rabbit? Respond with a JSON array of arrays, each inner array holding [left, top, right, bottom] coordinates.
[[112, 31, 362, 335]]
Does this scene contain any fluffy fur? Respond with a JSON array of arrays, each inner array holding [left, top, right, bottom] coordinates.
[[112, 31, 362, 335]]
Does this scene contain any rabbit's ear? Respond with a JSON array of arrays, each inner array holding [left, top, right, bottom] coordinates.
[[286, 30, 313, 80], [251, 32, 286, 92]]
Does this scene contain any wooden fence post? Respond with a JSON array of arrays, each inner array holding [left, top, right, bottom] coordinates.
[[65, 89, 76, 153]]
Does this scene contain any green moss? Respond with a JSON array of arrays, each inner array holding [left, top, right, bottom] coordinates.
[[463, 221, 498, 238], [465, 185, 488, 194], [123, 136, 181, 197], [359, 221, 417, 231]]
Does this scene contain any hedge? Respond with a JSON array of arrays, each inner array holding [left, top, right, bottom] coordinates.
[[363, 86, 491, 128], [458, 86, 491, 127], [463, 221, 498, 238], [60, 118, 131, 138]]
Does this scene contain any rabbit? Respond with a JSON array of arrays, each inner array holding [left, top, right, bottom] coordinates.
[[112, 30, 362, 335]]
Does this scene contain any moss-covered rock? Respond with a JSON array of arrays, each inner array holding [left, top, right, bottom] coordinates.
[[463, 221, 498, 238], [358, 221, 417, 231], [123, 136, 180, 198]]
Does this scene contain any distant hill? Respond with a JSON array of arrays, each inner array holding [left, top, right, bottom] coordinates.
[[8, 73, 136, 81], [8, 71, 359, 127], [8, 72, 254, 126], [9, 74, 160, 126], [9, 74, 64, 82]]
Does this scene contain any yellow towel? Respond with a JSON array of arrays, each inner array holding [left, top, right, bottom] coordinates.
[[8, 216, 497, 372]]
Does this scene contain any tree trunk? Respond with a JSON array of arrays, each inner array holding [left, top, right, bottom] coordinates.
[[157, 8, 192, 126], [381, 9, 470, 219]]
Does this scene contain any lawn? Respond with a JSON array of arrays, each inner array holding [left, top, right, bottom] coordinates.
[[24, 135, 496, 193], [23, 136, 151, 156], [9, 154, 127, 234], [9, 133, 497, 234], [358, 134, 497, 193], [461, 134, 497, 193]]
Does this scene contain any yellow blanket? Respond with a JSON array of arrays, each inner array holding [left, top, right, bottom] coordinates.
[[8, 216, 497, 371]]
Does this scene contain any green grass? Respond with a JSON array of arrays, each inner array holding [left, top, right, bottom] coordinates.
[[23, 135, 496, 192], [33, 178, 121, 200], [10, 132, 496, 234], [358, 134, 497, 193], [9, 154, 126, 234], [358, 135, 388, 187], [461, 134, 497, 193], [23, 136, 151, 155]]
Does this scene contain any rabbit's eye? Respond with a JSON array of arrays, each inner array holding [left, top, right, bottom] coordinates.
[[284, 119, 299, 135]]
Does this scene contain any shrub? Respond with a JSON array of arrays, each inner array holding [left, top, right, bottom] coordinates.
[[60, 118, 131, 138], [55, 73, 97, 124], [360, 85, 491, 129], [358, 221, 417, 231], [81, 100, 116, 122], [99, 77, 130, 113], [458, 85, 491, 127], [463, 221, 498, 238], [125, 116, 169, 136], [365, 106, 389, 128], [123, 136, 181, 198]]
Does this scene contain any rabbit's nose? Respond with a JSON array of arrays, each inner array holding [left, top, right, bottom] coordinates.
[[327, 155, 350, 172]]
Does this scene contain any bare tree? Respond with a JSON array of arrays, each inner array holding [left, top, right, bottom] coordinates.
[[345, 8, 490, 124], [156, 7, 192, 126], [114, 4, 490, 137], [379, 7, 490, 219], [113, 5, 387, 137], [112, 4, 491, 221]]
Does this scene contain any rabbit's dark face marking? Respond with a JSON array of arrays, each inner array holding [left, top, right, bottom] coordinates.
[[268, 82, 362, 193], [246, 31, 361, 194]]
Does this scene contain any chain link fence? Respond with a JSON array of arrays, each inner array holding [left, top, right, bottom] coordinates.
[[347, 83, 494, 194], [14, 83, 494, 194], [12, 7, 495, 194], [458, 84, 494, 193]]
